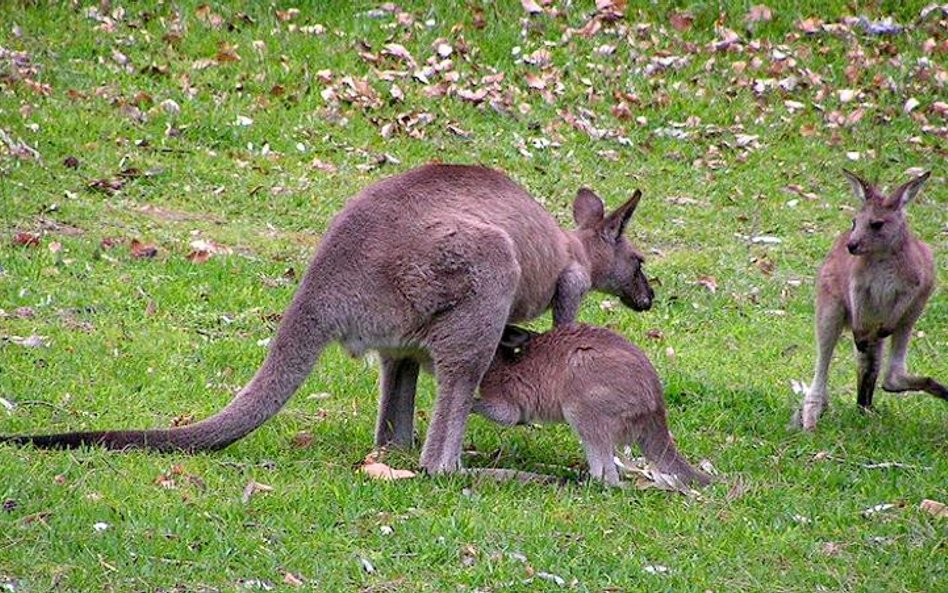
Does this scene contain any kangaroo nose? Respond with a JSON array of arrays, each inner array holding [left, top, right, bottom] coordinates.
[[846, 242, 859, 254]]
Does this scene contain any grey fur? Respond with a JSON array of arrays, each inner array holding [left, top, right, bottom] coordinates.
[[474, 324, 710, 487], [792, 170, 946, 430], [0, 164, 654, 474]]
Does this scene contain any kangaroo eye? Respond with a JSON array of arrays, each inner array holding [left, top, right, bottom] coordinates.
[[851, 219, 856, 230], [869, 221, 885, 231]]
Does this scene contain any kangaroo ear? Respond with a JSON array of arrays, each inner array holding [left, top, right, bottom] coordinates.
[[499, 325, 535, 351], [601, 189, 642, 242], [885, 171, 930, 209], [573, 188, 605, 229], [842, 169, 873, 203]]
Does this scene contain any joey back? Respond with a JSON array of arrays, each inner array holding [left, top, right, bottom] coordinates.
[[474, 323, 710, 487]]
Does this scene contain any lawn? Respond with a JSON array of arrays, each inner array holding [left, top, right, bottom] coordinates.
[[1, 1, 946, 591]]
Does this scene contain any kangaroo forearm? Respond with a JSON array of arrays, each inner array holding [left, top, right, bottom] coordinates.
[[553, 266, 591, 326]]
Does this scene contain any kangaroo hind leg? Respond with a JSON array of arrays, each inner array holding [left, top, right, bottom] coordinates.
[[375, 356, 421, 448]]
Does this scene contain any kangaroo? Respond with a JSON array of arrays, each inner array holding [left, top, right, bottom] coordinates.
[[793, 169, 946, 430], [473, 324, 710, 487], [1, 164, 655, 474]]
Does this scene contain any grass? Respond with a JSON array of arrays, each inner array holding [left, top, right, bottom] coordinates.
[[1, 1, 946, 591]]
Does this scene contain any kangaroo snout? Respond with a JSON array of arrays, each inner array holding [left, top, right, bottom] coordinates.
[[622, 290, 653, 311], [846, 241, 861, 255]]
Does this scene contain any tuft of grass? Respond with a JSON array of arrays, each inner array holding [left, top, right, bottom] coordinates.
[[1, 1, 945, 591]]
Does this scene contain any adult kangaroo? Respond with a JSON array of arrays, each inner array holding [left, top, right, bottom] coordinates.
[[792, 169, 946, 430], [1, 164, 655, 474]]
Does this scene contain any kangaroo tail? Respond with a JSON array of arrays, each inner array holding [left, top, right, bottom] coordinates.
[[635, 413, 711, 487], [0, 287, 336, 453]]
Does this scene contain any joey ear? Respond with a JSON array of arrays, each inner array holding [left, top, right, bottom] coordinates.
[[499, 325, 536, 351], [842, 169, 873, 203], [573, 188, 605, 229], [885, 171, 930, 209], [601, 189, 642, 242]]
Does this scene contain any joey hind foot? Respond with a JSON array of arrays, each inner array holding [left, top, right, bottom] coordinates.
[[798, 396, 827, 431]]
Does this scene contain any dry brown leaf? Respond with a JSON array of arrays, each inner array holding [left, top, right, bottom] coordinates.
[[919, 499, 948, 519], [361, 462, 416, 481], [382, 43, 415, 66], [12, 232, 40, 247], [276, 8, 300, 22], [696, 275, 718, 293], [282, 571, 305, 586], [669, 11, 694, 32], [241, 480, 274, 503], [524, 72, 545, 90], [797, 17, 822, 34], [130, 239, 158, 259], [746, 5, 773, 23], [521, 0, 544, 15], [215, 43, 241, 63]]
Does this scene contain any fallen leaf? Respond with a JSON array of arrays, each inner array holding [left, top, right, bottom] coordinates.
[[7, 335, 49, 348], [241, 480, 274, 504], [536, 572, 566, 586], [861, 503, 897, 518], [797, 17, 822, 34], [358, 556, 376, 573], [726, 476, 747, 501], [746, 5, 773, 23], [696, 275, 718, 293], [215, 42, 241, 63], [88, 177, 125, 194], [12, 232, 40, 247], [276, 8, 300, 22], [669, 11, 693, 32], [282, 572, 304, 587], [360, 462, 416, 480], [821, 541, 843, 556], [521, 0, 544, 15], [919, 499, 948, 519], [291, 432, 314, 448], [130, 239, 158, 259]]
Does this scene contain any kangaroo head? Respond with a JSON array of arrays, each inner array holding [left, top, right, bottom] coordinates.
[[843, 169, 930, 256], [572, 188, 654, 311]]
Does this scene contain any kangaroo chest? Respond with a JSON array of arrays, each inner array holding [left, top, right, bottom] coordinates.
[[849, 263, 918, 331]]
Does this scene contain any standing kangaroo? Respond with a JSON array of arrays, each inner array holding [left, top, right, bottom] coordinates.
[[0, 164, 655, 474], [794, 170, 946, 430], [474, 324, 710, 487]]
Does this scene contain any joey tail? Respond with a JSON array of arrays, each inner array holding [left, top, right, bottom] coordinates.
[[635, 414, 711, 487], [0, 286, 336, 453]]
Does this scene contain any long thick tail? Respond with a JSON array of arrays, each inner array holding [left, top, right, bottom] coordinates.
[[635, 413, 711, 487], [0, 289, 335, 453]]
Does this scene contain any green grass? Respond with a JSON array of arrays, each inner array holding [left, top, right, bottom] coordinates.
[[1, 1, 946, 591]]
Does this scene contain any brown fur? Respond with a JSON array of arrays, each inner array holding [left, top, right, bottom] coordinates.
[[0, 164, 654, 474], [474, 324, 710, 487], [793, 170, 946, 430]]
